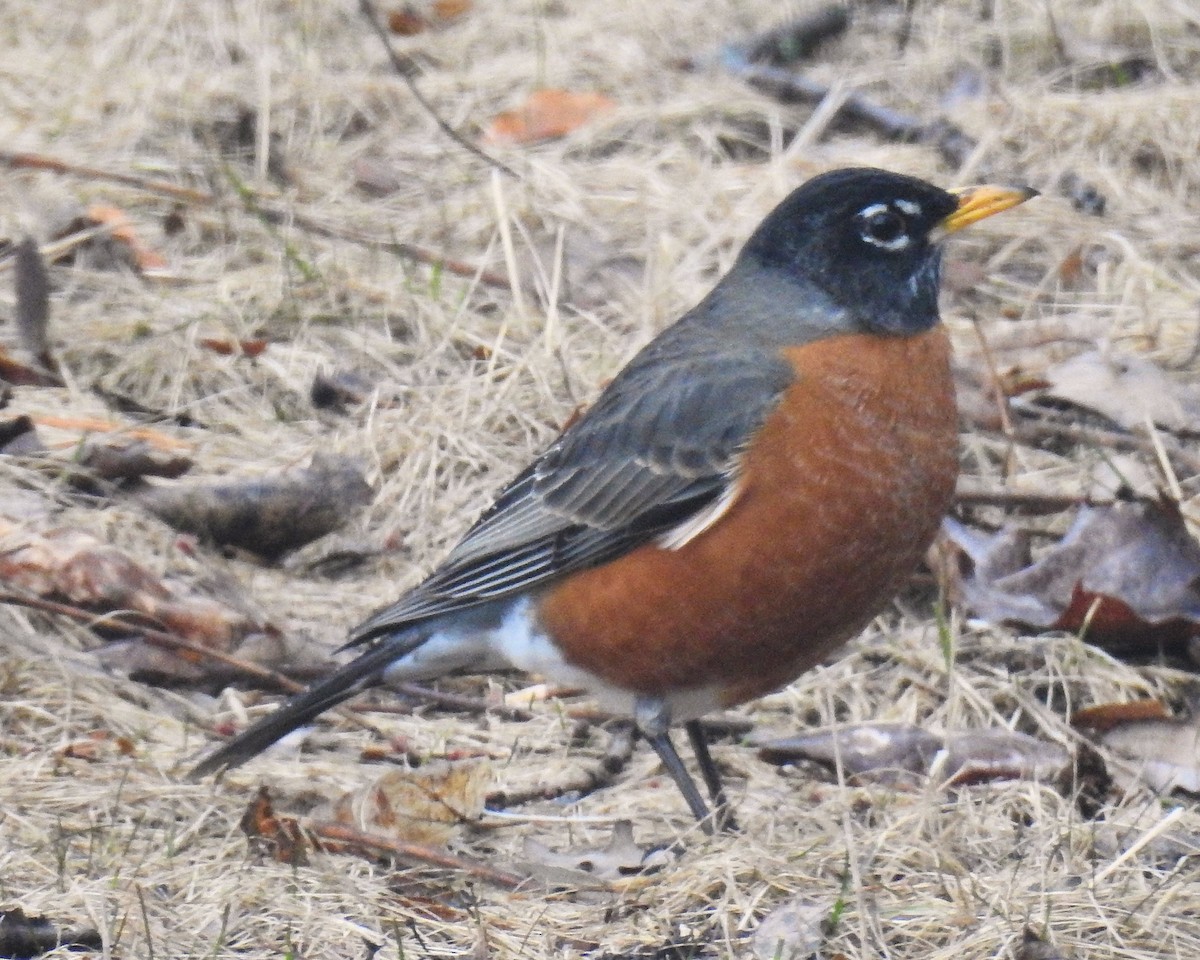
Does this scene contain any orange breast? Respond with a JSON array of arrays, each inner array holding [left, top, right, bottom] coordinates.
[[534, 327, 958, 705]]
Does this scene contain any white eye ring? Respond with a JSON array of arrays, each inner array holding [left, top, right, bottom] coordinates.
[[857, 203, 911, 251]]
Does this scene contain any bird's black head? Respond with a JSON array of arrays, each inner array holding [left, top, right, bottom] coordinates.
[[739, 167, 962, 337]]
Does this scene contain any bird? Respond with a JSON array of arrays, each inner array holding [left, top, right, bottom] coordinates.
[[192, 167, 1036, 830]]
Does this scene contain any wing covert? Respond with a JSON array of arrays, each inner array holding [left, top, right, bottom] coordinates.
[[348, 344, 795, 644]]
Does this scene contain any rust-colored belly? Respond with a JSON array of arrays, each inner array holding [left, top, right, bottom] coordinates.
[[535, 327, 958, 705]]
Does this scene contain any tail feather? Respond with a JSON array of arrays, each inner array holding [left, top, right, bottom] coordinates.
[[189, 633, 424, 779]]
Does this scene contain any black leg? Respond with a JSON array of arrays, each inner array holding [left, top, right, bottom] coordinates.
[[684, 720, 737, 832], [644, 729, 714, 834]]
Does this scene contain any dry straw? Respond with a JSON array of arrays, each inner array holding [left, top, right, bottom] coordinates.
[[1, 0, 1199, 957]]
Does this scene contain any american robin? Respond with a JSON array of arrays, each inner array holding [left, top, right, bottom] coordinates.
[[192, 167, 1035, 829]]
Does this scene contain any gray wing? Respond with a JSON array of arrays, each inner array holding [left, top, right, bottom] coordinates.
[[347, 340, 795, 645]]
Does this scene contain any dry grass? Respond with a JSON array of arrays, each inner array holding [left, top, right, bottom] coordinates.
[[2, 0, 1200, 957]]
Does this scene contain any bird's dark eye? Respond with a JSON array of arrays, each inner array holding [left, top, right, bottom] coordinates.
[[857, 205, 910, 250]]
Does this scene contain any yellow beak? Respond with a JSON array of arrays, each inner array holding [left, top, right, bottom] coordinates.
[[937, 184, 1039, 236]]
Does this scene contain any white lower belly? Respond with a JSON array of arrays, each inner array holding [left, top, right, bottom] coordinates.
[[383, 597, 725, 722]]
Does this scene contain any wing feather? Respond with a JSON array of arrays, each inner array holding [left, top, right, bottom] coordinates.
[[348, 338, 795, 646]]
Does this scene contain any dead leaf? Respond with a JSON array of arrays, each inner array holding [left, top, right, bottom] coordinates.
[[1076, 700, 1200, 794], [518, 821, 656, 886], [80, 205, 168, 272], [198, 337, 269, 358], [137, 453, 373, 560], [0, 346, 62, 387], [432, 0, 471, 20], [318, 761, 492, 846], [937, 731, 1071, 786], [387, 6, 427, 34], [943, 500, 1200, 655], [1038, 349, 1200, 433], [484, 89, 615, 146], [1071, 700, 1172, 733], [241, 786, 309, 865], [386, 0, 469, 35], [752, 898, 829, 960], [77, 436, 192, 482], [57, 729, 137, 762], [0, 517, 262, 656], [756, 723, 941, 779]]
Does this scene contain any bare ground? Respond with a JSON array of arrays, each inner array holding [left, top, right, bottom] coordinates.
[[2, 1, 1200, 957]]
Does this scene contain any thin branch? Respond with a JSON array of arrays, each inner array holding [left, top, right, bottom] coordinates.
[[357, 0, 520, 181], [954, 484, 1114, 513], [303, 819, 528, 888], [0, 150, 213, 203], [0, 149, 512, 289], [0, 591, 382, 735], [392, 682, 534, 722]]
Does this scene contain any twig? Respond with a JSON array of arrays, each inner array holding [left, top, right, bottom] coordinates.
[[0, 149, 512, 289], [357, 0, 520, 181], [1005, 415, 1200, 477], [392, 683, 534, 722], [0, 150, 213, 203], [0, 591, 383, 735], [0, 591, 305, 693], [303, 819, 527, 888], [954, 484, 1114, 513]]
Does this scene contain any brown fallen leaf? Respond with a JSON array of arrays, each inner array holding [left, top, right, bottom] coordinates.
[[317, 761, 492, 846], [1075, 699, 1200, 794], [387, 0, 472, 35], [137, 453, 373, 560], [387, 5, 427, 34], [1070, 699, 1173, 733], [241, 786, 310, 865], [79, 205, 168, 272], [57, 729, 137, 762], [197, 337, 269, 358], [0, 517, 261, 654], [943, 499, 1200, 656], [0, 346, 62, 387], [484, 89, 616, 146], [76, 436, 192, 483]]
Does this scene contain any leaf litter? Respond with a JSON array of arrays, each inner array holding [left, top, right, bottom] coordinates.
[[2, 0, 1200, 958]]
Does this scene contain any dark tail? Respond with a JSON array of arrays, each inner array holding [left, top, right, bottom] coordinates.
[[188, 632, 425, 779]]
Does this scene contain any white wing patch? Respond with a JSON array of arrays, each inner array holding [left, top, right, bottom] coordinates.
[[655, 474, 743, 551]]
